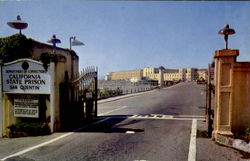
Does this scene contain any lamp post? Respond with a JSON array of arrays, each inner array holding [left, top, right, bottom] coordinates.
[[69, 36, 84, 81], [69, 36, 84, 50], [218, 24, 235, 49], [47, 34, 61, 53], [47, 34, 61, 133], [7, 15, 28, 34]]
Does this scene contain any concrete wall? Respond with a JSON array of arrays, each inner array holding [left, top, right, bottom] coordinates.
[[1, 94, 50, 136], [31, 43, 79, 81], [32, 43, 79, 131], [232, 62, 250, 132], [213, 49, 250, 138], [0, 41, 79, 136]]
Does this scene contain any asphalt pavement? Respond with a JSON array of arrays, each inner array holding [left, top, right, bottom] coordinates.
[[0, 82, 249, 161]]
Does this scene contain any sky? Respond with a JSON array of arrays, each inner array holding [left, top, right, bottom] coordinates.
[[0, 1, 250, 78]]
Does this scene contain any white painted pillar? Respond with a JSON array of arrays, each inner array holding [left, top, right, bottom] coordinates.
[[50, 62, 55, 133], [158, 69, 164, 87], [0, 64, 2, 137]]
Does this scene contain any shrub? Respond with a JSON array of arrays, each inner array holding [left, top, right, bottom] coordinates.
[[245, 126, 250, 135], [98, 88, 123, 99], [0, 34, 34, 63], [245, 125, 250, 142], [7, 122, 51, 138]]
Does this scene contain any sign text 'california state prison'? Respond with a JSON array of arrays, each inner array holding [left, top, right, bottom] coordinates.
[[2, 60, 50, 94]]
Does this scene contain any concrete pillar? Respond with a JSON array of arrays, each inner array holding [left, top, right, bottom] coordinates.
[[94, 74, 98, 117], [158, 69, 164, 87], [50, 62, 56, 133], [0, 64, 2, 137], [212, 49, 239, 139]]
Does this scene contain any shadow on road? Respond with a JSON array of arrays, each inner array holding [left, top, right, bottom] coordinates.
[[75, 116, 144, 134], [6, 156, 35, 161]]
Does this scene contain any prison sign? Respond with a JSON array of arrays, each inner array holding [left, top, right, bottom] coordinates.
[[2, 59, 50, 94], [14, 95, 39, 118]]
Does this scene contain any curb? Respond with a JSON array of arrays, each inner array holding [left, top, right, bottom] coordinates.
[[215, 133, 250, 154], [98, 90, 155, 104], [97, 83, 182, 104]]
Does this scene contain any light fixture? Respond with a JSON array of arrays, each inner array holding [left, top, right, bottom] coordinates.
[[218, 24, 235, 49], [70, 36, 84, 50], [7, 15, 28, 34], [47, 34, 61, 53]]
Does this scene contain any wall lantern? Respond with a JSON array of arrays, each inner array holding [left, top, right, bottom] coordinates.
[[47, 34, 61, 53], [69, 36, 84, 50], [218, 24, 235, 49], [7, 15, 28, 34]]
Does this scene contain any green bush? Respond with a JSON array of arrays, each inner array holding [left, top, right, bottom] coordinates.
[[245, 125, 250, 135], [7, 122, 51, 138], [245, 125, 250, 141], [0, 34, 34, 63], [98, 88, 123, 99]]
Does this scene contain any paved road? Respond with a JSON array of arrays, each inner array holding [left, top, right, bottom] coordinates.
[[0, 82, 248, 161]]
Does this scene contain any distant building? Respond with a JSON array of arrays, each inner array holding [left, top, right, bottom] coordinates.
[[143, 67, 159, 81], [197, 69, 208, 81], [105, 66, 206, 83], [105, 69, 143, 81]]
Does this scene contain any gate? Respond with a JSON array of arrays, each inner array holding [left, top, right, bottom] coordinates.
[[206, 63, 215, 137], [72, 66, 98, 119], [60, 66, 98, 130]]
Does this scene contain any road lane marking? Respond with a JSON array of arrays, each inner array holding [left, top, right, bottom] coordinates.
[[188, 119, 197, 161], [0, 117, 110, 161], [100, 114, 205, 121], [99, 106, 128, 116], [101, 114, 205, 121], [126, 131, 135, 134], [125, 114, 205, 121], [172, 117, 204, 121], [1, 132, 73, 161], [175, 115, 204, 118], [129, 114, 174, 119]]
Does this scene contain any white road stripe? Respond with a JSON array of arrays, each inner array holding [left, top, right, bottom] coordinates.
[[126, 131, 135, 134], [176, 115, 205, 118], [99, 106, 128, 116], [1, 132, 73, 161], [127, 114, 204, 121], [0, 117, 110, 161], [188, 119, 197, 161], [172, 118, 204, 121], [100, 114, 205, 121]]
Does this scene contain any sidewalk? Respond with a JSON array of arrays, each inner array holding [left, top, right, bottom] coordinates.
[[98, 89, 155, 104], [98, 83, 184, 104], [196, 120, 250, 160]]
